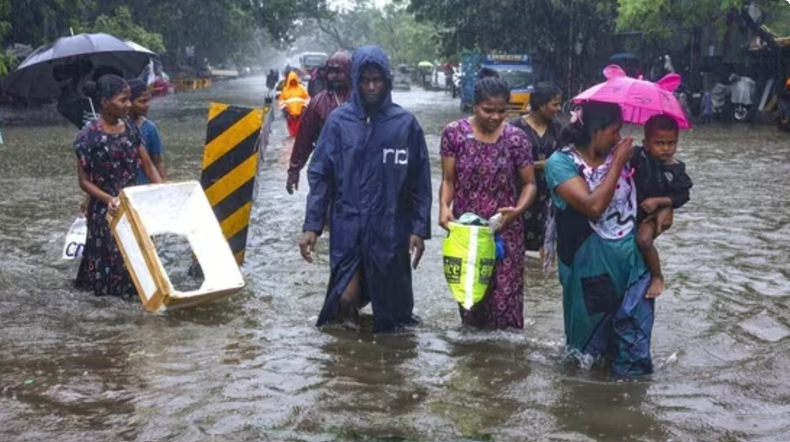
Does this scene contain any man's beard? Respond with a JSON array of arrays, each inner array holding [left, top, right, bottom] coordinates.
[[328, 80, 347, 92]]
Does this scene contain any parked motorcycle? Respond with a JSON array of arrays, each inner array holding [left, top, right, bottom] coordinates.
[[711, 73, 758, 123]]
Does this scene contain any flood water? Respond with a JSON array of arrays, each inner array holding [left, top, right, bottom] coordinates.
[[2, 77, 790, 442]]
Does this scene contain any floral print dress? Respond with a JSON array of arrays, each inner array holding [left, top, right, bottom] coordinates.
[[441, 119, 533, 329], [74, 119, 142, 297]]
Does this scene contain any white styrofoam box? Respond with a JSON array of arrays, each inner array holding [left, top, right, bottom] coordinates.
[[110, 181, 245, 312]]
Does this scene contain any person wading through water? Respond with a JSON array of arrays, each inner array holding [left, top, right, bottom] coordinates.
[[439, 68, 537, 329], [127, 79, 167, 183], [73, 75, 162, 297], [299, 46, 432, 332], [279, 70, 310, 137], [286, 50, 352, 195], [509, 82, 563, 260]]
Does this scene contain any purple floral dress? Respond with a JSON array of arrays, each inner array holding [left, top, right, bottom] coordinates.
[[441, 119, 533, 329], [74, 119, 142, 297]]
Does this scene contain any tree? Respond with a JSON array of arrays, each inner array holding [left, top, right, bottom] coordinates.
[[0, 0, 330, 67], [81, 6, 165, 52], [0, 0, 15, 76], [295, 1, 437, 65], [617, 0, 790, 39], [376, 3, 437, 65], [404, 0, 619, 90]]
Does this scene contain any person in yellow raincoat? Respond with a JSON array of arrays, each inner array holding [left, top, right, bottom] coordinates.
[[279, 70, 310, 137]]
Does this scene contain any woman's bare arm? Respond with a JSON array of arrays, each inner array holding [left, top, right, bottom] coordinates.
[[77, 160, 113, 204], [138, 146, 162, 184]]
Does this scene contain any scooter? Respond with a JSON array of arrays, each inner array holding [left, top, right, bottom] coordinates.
[[711, 74, 757, 123], [730, 73, 757, 122]]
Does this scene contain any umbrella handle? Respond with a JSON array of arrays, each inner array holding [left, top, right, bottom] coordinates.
[[88, 97, 97, 118]]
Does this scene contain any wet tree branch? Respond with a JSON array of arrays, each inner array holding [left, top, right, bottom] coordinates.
[[315, 18, 355, 51]]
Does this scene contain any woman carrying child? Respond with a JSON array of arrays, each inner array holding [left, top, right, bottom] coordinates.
[[545, 102, 654, 376]]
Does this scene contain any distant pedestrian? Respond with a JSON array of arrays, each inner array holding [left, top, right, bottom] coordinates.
[[279, 71, 310, 137]]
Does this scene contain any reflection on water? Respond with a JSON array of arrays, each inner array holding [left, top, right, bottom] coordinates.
[[1, 77, 790, 441]]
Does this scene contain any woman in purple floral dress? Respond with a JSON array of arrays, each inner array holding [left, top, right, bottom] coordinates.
[[74, 75, 161, 297], [439, 69, 537, 329]]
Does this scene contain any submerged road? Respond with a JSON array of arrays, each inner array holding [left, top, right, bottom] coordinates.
[[1, 76, 790, 441]]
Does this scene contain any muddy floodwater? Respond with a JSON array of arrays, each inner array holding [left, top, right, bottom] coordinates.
[[2, 77, 790, 442]]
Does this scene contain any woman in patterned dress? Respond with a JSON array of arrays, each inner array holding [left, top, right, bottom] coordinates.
[[509, 82, 563, 256], [439, 69, 537, 329], [74, 75, 161, 297]]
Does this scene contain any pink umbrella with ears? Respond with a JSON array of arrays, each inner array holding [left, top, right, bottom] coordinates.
[[572, 64, 692, 130]]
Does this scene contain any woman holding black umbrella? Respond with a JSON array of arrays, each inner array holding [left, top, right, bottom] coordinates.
[[74, 74, 161, 297]]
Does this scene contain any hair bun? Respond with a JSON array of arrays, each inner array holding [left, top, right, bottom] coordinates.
[[478, 67, 499, 80]]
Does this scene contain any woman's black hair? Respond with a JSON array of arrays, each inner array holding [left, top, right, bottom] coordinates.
[[560, 101, 623, 147], [127, 78, 149, 100], [530, 82, 562, 111], [82, 74, 128, 105], [473, 68, 510, 105]]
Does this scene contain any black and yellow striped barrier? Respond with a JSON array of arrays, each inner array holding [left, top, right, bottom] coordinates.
[[200, 102, 268, 265]]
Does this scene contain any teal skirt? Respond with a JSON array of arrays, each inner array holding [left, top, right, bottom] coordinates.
[[558, 232, 654, 376]]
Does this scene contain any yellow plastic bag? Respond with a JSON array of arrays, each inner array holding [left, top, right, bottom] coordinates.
[[442, 222, 496, 310]]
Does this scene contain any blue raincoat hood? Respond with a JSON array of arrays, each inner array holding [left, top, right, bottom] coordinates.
[[350, 45, 393, 117]]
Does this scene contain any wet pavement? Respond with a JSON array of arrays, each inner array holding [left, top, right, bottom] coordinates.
[[1, 76, 790, 442]]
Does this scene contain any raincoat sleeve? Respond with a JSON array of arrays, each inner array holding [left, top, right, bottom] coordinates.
[[288, 101, 320, 177], [303, 119, 336, 234], [409, 120, 432, 240]]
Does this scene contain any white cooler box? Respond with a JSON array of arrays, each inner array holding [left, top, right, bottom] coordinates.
[[109, 181, 246, 312]]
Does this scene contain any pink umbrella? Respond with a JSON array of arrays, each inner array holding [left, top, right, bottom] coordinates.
[[572, 65, 691, 129]]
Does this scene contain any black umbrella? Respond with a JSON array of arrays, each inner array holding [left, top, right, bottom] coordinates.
[[2, 32, 155, 98]]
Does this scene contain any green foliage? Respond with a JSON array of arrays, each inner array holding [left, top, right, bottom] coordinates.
[[0, 0, 329, 67], [405, 0, 619, 91], [0, 0, 17, 76], [377, 3, 438, 65], [617, 0, 738, 35], [0, 0, 91, 46], [407, 0, 617, 55], [616, 0, 790, 38], [81, 6, 165, 52], [0, 51, 17, 76], [296, 2, 437, 65]]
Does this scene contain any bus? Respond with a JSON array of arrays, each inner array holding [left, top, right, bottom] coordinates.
[[299, 52, 329, 75]]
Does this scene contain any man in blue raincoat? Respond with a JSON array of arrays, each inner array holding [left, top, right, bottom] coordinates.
[[299, 46, 432, 333]]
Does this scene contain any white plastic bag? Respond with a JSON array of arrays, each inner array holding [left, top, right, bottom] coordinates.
[[62, 217, 87, 260]]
